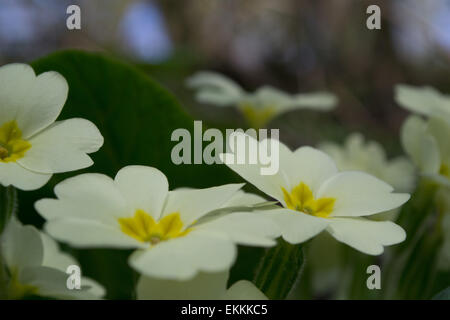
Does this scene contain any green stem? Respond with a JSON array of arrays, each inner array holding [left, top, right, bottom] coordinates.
[[0, 185, 17, 299], [253, 238, 304, 300], [0, 185, 17, 234]]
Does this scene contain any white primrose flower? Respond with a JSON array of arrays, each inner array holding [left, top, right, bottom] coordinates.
[[137, 270, 267, 300], [35, 165, 280, 280], [0, 218, 104, 299], [0, 63, 103, 191], [395, 84, 450, 122], [221, 133, 410, 255], [401, 115, 450, 187], [319, 133, 416, 220], [186, 71, 337, 128]]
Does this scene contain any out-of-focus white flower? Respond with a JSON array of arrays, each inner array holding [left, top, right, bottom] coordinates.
[[221, 132, 409, 255], [36, 165, 280, 280], [401, 115, 450, 187], [137, 270, 267, 300], [0, 63, 103, 191], [319, 133, 416, 220], [0, 218, 104, 299], [186, 71, 337, 128], [395, 84, 450, 122], [319, 133, 415, 193]]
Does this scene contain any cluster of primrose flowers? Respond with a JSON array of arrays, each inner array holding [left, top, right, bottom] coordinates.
[[0, 63, 448, 300]]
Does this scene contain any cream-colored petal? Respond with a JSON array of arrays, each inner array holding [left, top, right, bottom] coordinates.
[[223, 190, 266, 207], [20, 266, 101, 300], [326, 217, 406, 255], [401, 115, 441, 174], [1, 218, 43, 271], [195, 212, 280, 247], [0, 161, 51, 191], [186, 71, 244, 106], [427, 117, 450, 161], [114, 165, 169, 220], [162, 183, 244, 226], [18, 118, 103, 174], [137, 271, 229, 300], [318, 171, 410, 217], [281, 92, 337, 111], [35, 173, 127, 225], [263, 208, 329, 244], [44, 218, 145, 249], [0, 63, 68, 138], [129, 232, 237, 280], [40, 232, 77, 270], [395, 84, 449, 118], [222, 280, 268, 300], [288, 146, 338, 194]]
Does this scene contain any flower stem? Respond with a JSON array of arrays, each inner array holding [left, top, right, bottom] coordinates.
[[253, 238, 304, 299], [0, 185, 17, 298]]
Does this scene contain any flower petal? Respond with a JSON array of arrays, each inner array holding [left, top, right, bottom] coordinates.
[[288, 146, 338, 194], [18, 118, 103, 174], [0, 63, 68, 138], [401, 115, 441, 174], [35, 173, 127, 225], [223, 280, 268, 300], [223, 190, 266, 207], [1, 218, 43, 271], [427, 117, 450, 161], [129, 232, 237, 280], [282, 92, 337, 111], [263, 208, 329, 244], [220, 133, 289, 202], [317, 171, 410, 217], [114, 165, 169, 220], [40, 232, 77, 270], [20, 266, 101, 300], [137, 271, 229, 300], [162, 183, 244, 226], [195, 212, 280, 247], [0, 161, 51, 191], [186, 71, 244, 106], [39, 232, 106, 298], [326, 217, 406, 255], [395, 84, 449, 118], [44, 218, 145, 249]]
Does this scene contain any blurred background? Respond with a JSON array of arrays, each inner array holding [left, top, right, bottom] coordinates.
[[1, 0, 450, 300], [1, 0, 450, 151]]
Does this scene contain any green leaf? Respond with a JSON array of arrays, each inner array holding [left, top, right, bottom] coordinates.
[[0, 185, 17, 234], [432, 287, 450, 300], [15, 50, 237, 299], [253, 238, 304, 300]]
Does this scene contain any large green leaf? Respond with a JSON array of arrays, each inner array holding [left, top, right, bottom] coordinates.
[[15, 50, 237, 299]]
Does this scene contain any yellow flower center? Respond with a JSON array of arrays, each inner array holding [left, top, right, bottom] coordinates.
[[118, 209, 191, 245], [0, 120, 31, 163], [239, 103, 276, 129], [440, 163, 450, 178], [282, 182, 335, 218]]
